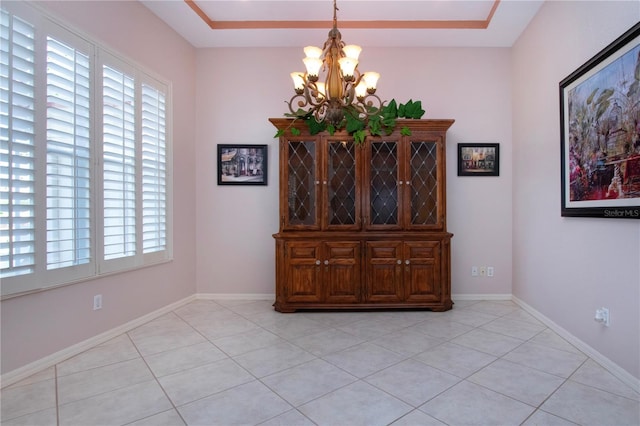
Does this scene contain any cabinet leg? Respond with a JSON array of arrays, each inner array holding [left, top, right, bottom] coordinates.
[[272, 302, 296, 313], [430, 301, 454, 312]]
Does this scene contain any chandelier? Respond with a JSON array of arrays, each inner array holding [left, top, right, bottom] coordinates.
[[287, 0, 383, 128]]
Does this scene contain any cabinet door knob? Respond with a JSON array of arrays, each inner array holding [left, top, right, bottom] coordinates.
[[397, 259, 402, 264], [324, 260, 329, 265], [315, 260, 321, 265], [398, 181, 403, 185], [406, 181, 411, 185], [315, 181, 320, 185], [405, 259, 410, 265]]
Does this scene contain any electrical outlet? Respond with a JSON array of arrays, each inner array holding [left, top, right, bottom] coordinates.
[[479, 266, 486, 276], [594, 307, 610, 326], [93, 294, 102, 310], [471, 266, 478, 276], [487, 266, 494, 277]]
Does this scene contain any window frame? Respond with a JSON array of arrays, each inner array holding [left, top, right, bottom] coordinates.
[[1, 2, 173, 298]]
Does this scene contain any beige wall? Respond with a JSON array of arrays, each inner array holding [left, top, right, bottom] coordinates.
[[512, 1, 640, 379], [0, 1, 198, 374], [195, 46, 514, 297]]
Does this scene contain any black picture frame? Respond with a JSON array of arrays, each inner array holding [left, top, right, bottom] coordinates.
[[217, 144, 268, 186], [457, 143, 500, 177], [560, 22, 640, 219]]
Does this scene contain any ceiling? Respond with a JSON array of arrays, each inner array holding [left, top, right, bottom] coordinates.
[[139, 0, 545, 48]]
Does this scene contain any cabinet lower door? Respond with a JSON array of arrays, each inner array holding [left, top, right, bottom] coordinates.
[[284, 242, 323, 303], [324, 241, 361, 304], [403, 241, 441, 302], [365, 241, 403, 303]]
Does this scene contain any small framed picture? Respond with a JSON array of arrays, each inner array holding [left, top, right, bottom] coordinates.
[[217, 144, 268, 186], [457, 143, 500, 177]]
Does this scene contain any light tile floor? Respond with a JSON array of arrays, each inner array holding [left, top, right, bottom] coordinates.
[[1, 299, 639, 426]]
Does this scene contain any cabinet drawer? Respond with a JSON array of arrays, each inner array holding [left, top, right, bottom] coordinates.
[[367, 242, 402, 260], [406, 241, 440, 259], [327, 244, 359, 259], [288, 244, 320, 260]]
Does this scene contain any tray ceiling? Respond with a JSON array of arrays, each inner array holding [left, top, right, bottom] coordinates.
[[139, 0, 544, 48]]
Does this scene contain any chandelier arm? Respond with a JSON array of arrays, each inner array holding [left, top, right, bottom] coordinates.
[[305, 80, 328, 107], [286, 93, 311, 117], [359, 93, 384, 117]]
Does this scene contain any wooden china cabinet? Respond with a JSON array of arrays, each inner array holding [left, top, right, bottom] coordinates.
[[270, 118, 455, 312]]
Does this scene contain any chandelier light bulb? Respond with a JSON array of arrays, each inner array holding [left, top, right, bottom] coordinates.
[[304, 46, 323, 59], [342, 44, 362, 60], [290, 72, 305, 92], [338, 57, 358, 79], [363, 72, 380, 91], [355, 80, 367, 99], [303, 57, 323, 79]]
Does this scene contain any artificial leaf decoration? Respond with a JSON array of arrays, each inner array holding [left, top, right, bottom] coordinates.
[[353, 130, 366, 145], [306, 116, 327, 135], [383, 99, 398, 118], [368, 117, 382, 136], [345, 111, 365, 133], [398, 102, 406, 118], [399, 100, 425, 119], [276, 98, 426, 145], [275, 129, 285, 138]]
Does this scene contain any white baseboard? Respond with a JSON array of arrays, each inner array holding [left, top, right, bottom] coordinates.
[[4, 292, 638, 395], [452, 293, 512, 301], [1, 295, 196, 388], [512, 295, 640, 394], [196, 293, 273, 301]]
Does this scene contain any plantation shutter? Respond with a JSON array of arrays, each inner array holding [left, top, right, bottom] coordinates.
[[1, 2, 172, 296], [141, 83, 166, 254], [45, 36, 91, 270], [102, 64, 136, 261], [0, 10, 36, 279]]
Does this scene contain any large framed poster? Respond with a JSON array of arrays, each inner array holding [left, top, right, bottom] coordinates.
[[560, 22, 640, 219]]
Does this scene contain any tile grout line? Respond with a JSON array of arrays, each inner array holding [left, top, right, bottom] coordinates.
[[4, 300, 637, 425], [55, 364, 60, 426], [124, 330, 189, 426]]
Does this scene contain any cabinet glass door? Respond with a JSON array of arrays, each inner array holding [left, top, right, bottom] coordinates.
[[367, 140, 401, 229], [285, 140, 319, 228], [408, 140, 439, 227], [325, 139, 360, 230]]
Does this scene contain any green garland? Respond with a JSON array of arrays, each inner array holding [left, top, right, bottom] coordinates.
[[275, 99, 425, 144]]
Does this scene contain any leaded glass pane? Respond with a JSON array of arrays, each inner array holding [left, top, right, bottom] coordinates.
[[328, 141, 356, 225], [370, 141, 398, 225], [410, 141, 438, 225], [287, 140, 316, 225]]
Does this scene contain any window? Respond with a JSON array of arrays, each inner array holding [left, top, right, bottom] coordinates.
[[0, 3, 172, 296], [102, 63, 137, 262], [46, 36, 92, 271], [0, 11, 36, 282]]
